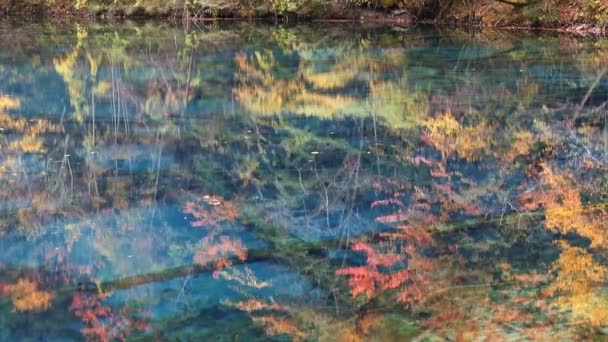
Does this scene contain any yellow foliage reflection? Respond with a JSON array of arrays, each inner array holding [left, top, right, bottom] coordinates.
[[423, 111, 492, 161], [545, 241, 608, 326], [518, 164, 608, 327], [0, 95, 58, 156], [0, 95, 20, 111], [3, 279, 54, 313], [53, 25, 90, 123], [540, 165, 606, 248], [233, 46, 430, 130], [234, 51, 355, 118]]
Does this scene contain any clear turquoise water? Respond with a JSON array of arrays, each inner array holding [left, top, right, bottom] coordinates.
[[0, 21, 606, 341]]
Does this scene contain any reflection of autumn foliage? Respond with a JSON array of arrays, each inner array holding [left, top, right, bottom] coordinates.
[[336, 241, 434, 306], [1, 278, 54, 312], [0, 95, 20, 112], [0, 94, 65, 237], [339, 174, 473, 307], [514, 162, 608, 330], [422, 111, 492, 161], [218, 272, 304, 340], [519, 164, 607, 247], [506, 130, 536, 162], [215, 266, 270, 288], [53, 26, 90, 123], [224, 298, 305, 341], [337, 164, 589, 339], [391, 156, 479, 223], [356, 312, 382, 336], [435, 183, 479, 219], [184, 195, 238, 227], [184, 194, 247, 275], [544, 240, 608, 326], [374, 181, 442, 226], [234, 51, 355, 118], [69, 291, 148, 342], [17, 192, 62, 227], [416, 264, 568, 341], [221, 298, 282, 312], [0, 94, 59, 155], [234, 48, 422, 127], [194, 234, 248, 277], [252, 315, 305, 342], [336, 241, 405, 299]]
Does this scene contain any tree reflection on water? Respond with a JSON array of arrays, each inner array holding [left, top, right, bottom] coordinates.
[[0, 21, 606, 341]]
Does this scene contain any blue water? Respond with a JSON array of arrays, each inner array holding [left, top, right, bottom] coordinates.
[[0, 21, 606, 340]]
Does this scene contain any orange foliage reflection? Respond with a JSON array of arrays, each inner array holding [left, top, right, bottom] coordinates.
[[1, 278, 54, 312], [184, 195, 238, 227], [184, 194, 247, 275], [69, 291, 149, 342]]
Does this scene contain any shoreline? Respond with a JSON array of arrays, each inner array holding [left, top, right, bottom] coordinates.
[[4, 19, 605, 37], [1, 5, 607, 35]]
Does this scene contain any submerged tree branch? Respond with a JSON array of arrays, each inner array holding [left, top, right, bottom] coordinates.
[[492, 0, 530, 6]]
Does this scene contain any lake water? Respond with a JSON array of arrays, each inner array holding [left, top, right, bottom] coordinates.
[[0, 21, 607, 341]]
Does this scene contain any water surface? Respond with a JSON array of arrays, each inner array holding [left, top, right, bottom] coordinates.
[[0, 21, 607, 340]]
